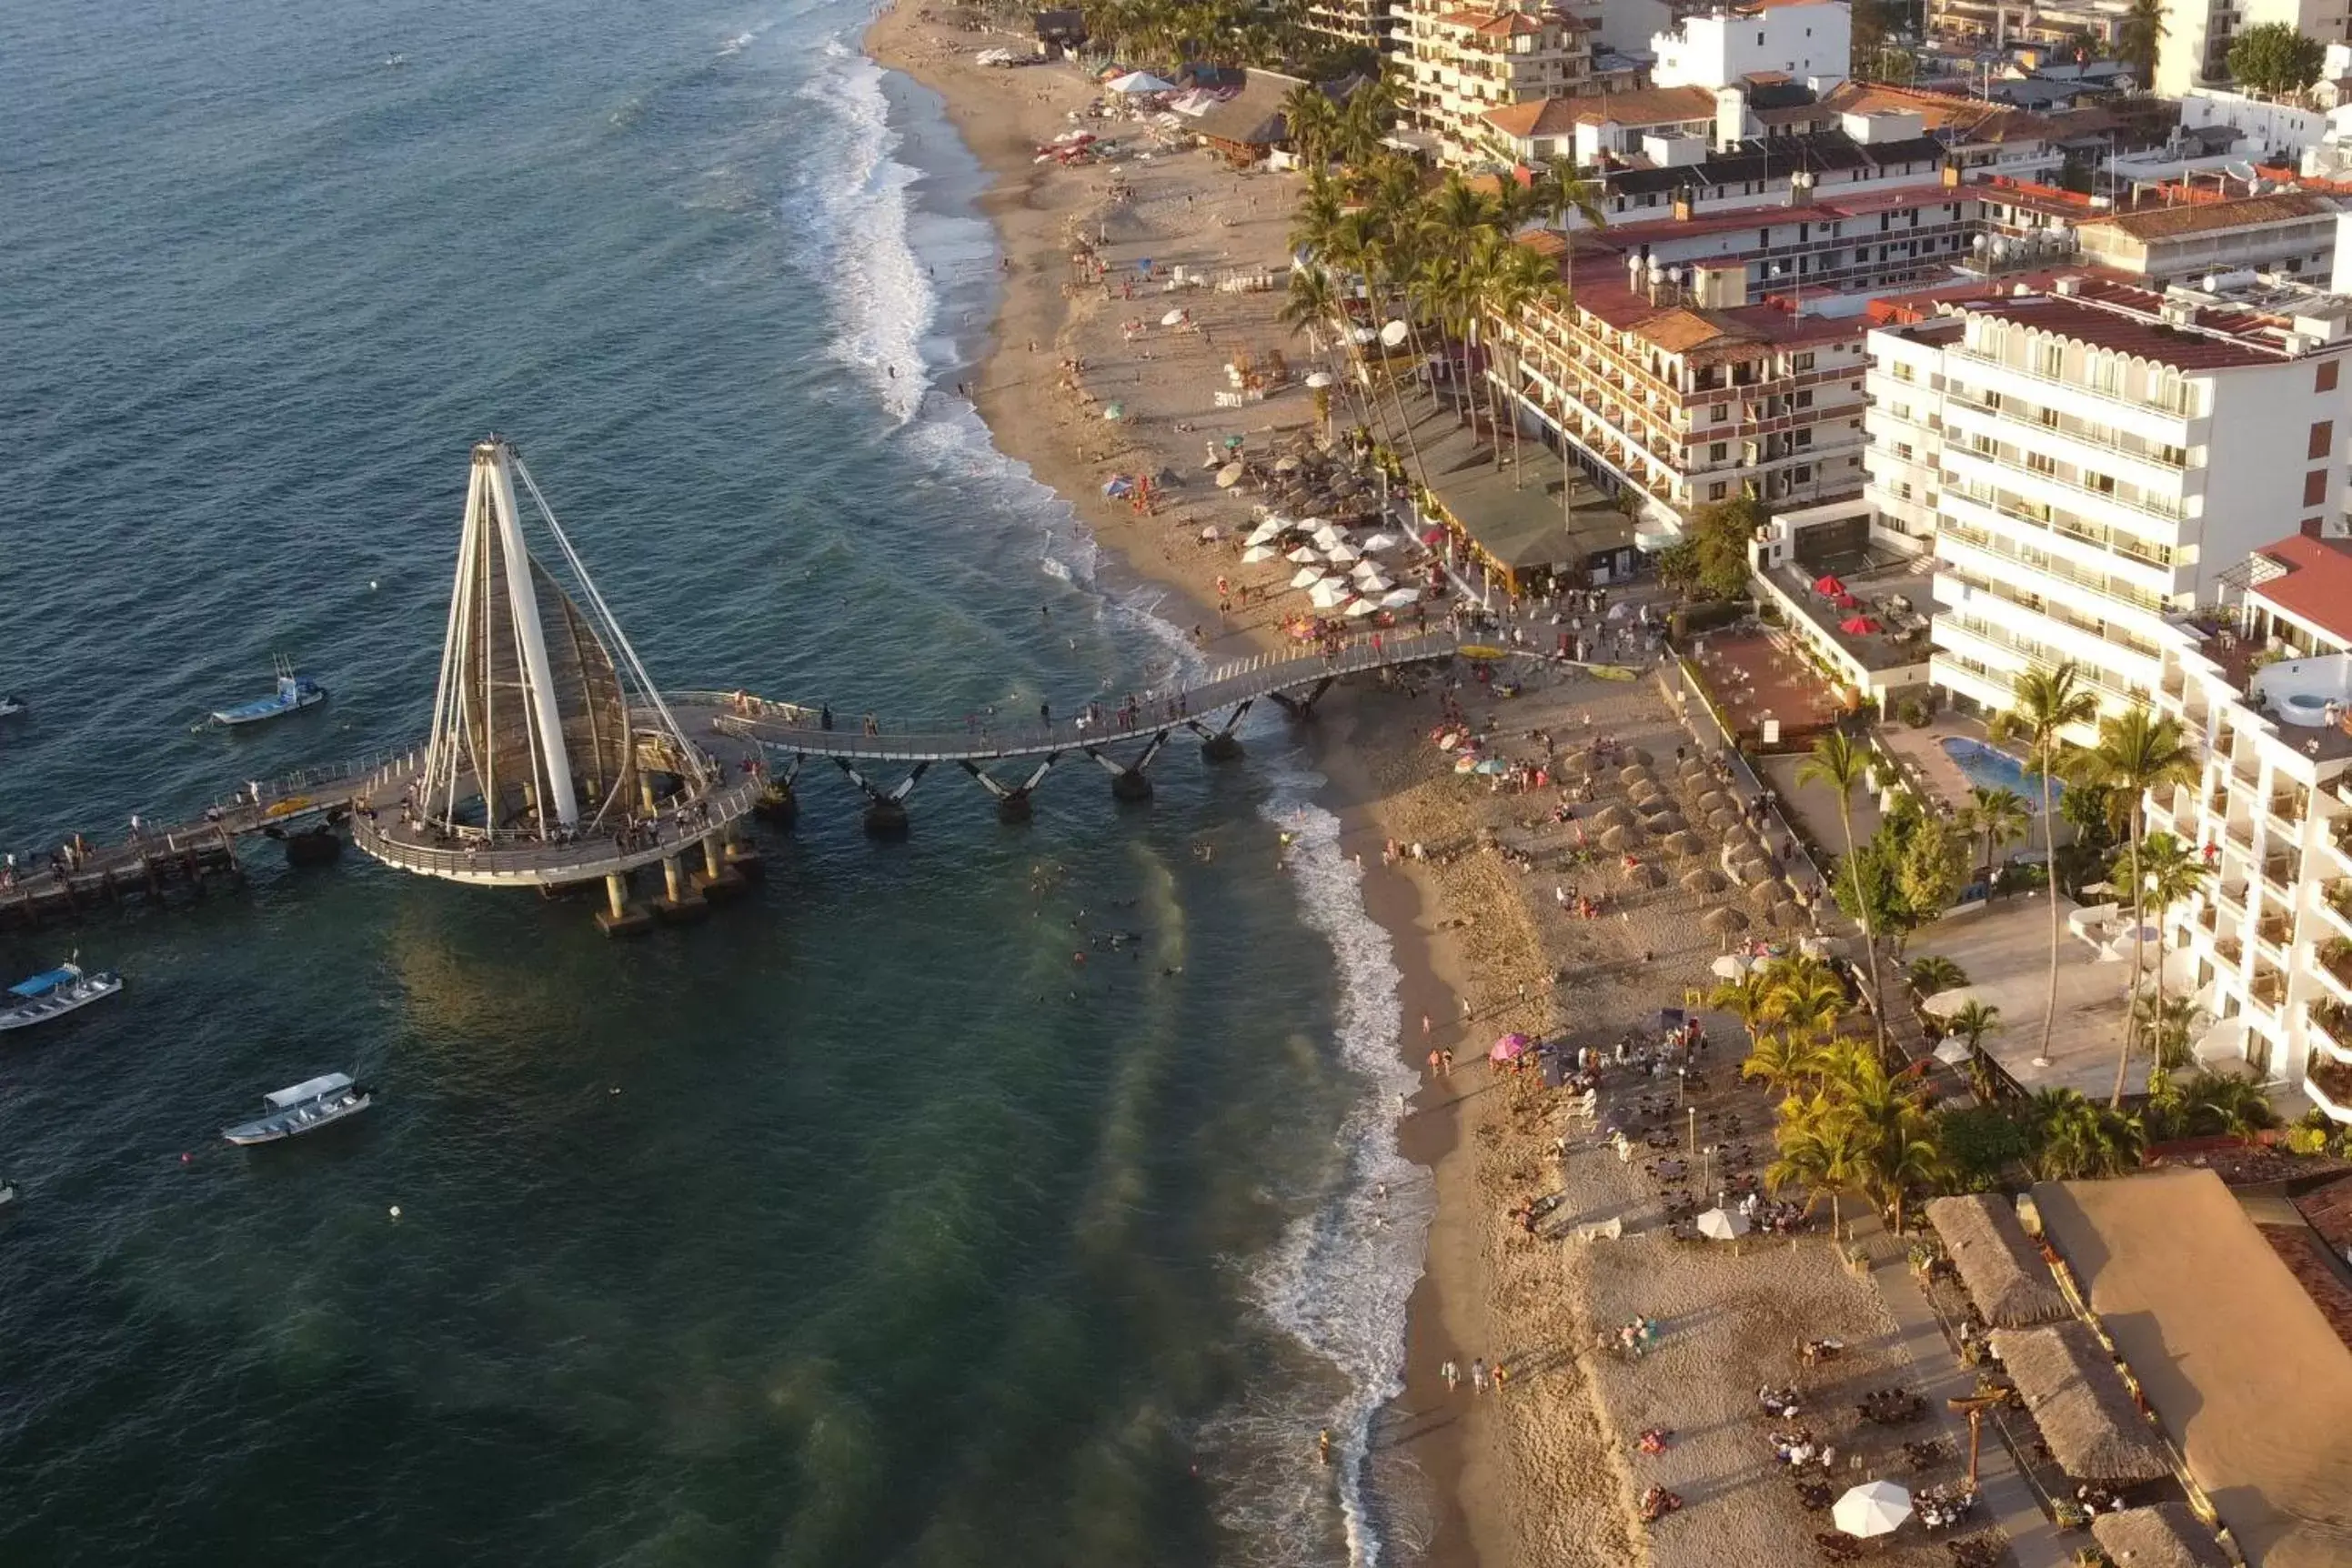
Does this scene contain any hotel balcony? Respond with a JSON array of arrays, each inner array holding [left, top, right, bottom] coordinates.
[[2249, 964, 2287, 1010], [2308, 1058, 2352, 1124]]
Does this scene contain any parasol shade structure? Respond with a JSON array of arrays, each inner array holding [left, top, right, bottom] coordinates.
[[1489, 1032, 1530, 1063], [1303, 371, 1334, 388], [1703, 907, 1749, 936], [1245, 518, 1286, 544], [1813, 573, 1846, 596], [1770, 901, 1807, 930], [1599, 825, 1638, 851], [1684, 866, 1724, 892], [1379, 319, 1410, 347], [1161, 308, 1188, 327], [1840, 616, 1882, 635], [1592, 804, 1633, 829], [1697, 791, 1732, 816], [1746, 879, 1787, 909], [1215, 461, 1245, 487], [1286, 545, 1320, 563], [1360, 531, 1401, 551], [1622, 861, 1663, 888], [1697, 1207, 1750, 1241], [1106, 69, 1177, 92], [1709, 952, 1750, 980], [1619, 764, 1653, 786], [1345, 597, 1380, 618], [1935, 1038, 1975, 1067], [1664, 831, 1706, 859], [1378, 587, 1420, 608], [1289, 567, 1326, 588], [1241, 545, 1277, 563], [1832, 1481, 1911, 1540], [1308, 579, 1352, 608]]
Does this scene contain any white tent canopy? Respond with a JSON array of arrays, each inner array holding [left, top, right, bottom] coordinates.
[[1308, 579, 1352, 608], [1106, 70, 1176, 93]]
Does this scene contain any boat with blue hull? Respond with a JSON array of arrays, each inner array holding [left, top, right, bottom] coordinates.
[[211, 657, 327, 728], [0, 963, 124, 1031], [223, 1072, 373, 1145]]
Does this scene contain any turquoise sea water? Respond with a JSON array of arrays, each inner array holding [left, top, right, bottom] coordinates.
[[0, 3, 1426, 1562]]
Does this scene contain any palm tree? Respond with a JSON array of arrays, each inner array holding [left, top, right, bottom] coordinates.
[[1823, 1041, 1945, 1232], [1988, 664, 2098, 1070], [2078, 704, 2199, 1108], [1282, 82, 1337, 170], [2025, 1087, 2146, 1180], [1707, 970, 1775, 1045], [1741, 1030, 1828, 1101], [2178, 1070, 2280, 1138], [1959, 785, 2031, 884], [1907, 955, 1966, 997], [2136, 829, 2210, 1089], [1762, 961, 1850, 1050], [1945, 1000, 2003, 1060], [2118, 0, 2166, 88], [1766, 1087, 1870, 1239], [1796, 732, 1886, 1050], [1476, 239, 1561, 487], [1526, 158, 1604, 297]]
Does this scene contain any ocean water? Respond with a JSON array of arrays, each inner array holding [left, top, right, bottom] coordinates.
[[0, 1, 1427, 1563]]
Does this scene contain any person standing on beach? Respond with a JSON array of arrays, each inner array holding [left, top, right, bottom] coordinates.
[[1441, 1049, 1454, 1076], [1427, 1047, 1442, 1080], [1471, 1358, 1488, 1392], [1441, 1359, 1461, 1392]]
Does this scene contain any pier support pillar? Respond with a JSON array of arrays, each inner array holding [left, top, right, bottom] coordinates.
[[723, 831, 765, 879], [753, 782, 799, 827], [998, 789, 1034, 824], [863, 799, 910, 838], [1268, 677, 1335, 721], [1199, 731, 1242, 763], [1110, 769, 1154, 803], [693, 832, 748, 901], [960, 755, 1057, 826], [596, 870, 654, 937], [656, 854, 709, 922]]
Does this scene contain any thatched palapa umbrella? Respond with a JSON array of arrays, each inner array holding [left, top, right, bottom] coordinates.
[[1680, 865, 1721, 893], [1645, 809, 1687, 834], [1987, 1323, 2171, 1483], [2088, 1506, 2232, 1568], [1599, 825, 1637, 852], [1622, 860, 1663, 888], [1697, 791, 1732, 817], [1663, 830, 1705, 859], [1924, 1196, 2070, 1328], [1746, 879, 1785, 909], [1702, 907, 1748, 940], [1619, 764, 1653, 787], [1771, 900, 1808, 930], [1593, 803, 1633, 829]]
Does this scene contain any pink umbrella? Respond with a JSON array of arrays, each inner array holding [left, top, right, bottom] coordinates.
[[1839, 615, 1881, 635], [1814, 573, 1845, 596], [1489, 1032, 1530, 1063]]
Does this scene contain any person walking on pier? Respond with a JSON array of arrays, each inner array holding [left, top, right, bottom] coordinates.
[[1039, 700, 1051, 734]]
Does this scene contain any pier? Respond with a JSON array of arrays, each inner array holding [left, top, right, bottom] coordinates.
[[2, 440, 1520, 935]]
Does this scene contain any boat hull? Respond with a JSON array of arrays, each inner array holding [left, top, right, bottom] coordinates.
[[223, 1092, 372, 1145], [212, 688, 328, 728], [0, 975, 123, 1031]]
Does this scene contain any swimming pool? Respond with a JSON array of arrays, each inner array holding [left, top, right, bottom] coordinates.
[[1939, 736, 2062, 809]]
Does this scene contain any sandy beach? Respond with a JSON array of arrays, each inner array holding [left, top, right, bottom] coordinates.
[[862, 13, 2005, 1565]]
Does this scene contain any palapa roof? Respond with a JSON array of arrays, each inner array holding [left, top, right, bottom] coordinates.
[[1925, 1194, 2071, 1329], [1986, 1321, 2172, 1483], [2087, 1504, 2232, 1568], [1192, 70, 1304, 149]]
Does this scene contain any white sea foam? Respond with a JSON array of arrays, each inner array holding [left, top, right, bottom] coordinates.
[[792, 38, 937, 422]]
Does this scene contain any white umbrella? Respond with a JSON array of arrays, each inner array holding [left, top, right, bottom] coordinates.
[[1107, 70, 1176, 93], [1934, 1037, 1975, 1067], [1379, 587, 1421, 608], [1290, 567, 1325, 588], [1360, 531, 1401, 551], [1709, 953, 1751, 980], [1244, 519, 1285, 545], [1352, 326, 1376, 344], [1325, 544, 1360, 565], [1921, 986, 1987, 1018], [1380, 319, 1410, 347], [1833, 1481, 1913, 1539], [1198, 524, 1221, 542], [1697, 1207, 1750, 1241], [1304, 371, 1334, 388], [1345, 596, 1380, 618], [1286, 545, 1320, 564], [1215, 462, 1245, 488], [1161, 308, 1188, 327], [1309, 579, 1352, 608], [1274, 456, 1301, 473], [1241, 545, 1277, 563], [1353, 570, 1393, 594], [1312, 524, 1346, 548]]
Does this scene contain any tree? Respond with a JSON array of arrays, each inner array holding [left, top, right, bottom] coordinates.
[[1800, 732, 1888, 1050], [1657, 494, 1763, 601], [2025, 1088, 2146, 1180], [2228, 21, 2325, 97], [1850, 0, 1894, 74], [1945, 1000, 2003, 1058], [1742, 1030, 1829, 1100], [1762, 960, 1851, 1049], [2076, 704, 2198, 1108], [2118, 0, 2166, 87], [2136, 829, 2210, 1089], [1282, 82, 1339, 169], [1958, 785, 2030, 881], [1907, 955, 1967, 997], [2177, 1070, 2281, 1138], [1766, 1086, 1872, 1239], [1708, 969, 1776, 1045], [1937, 1103, 2033, 1192], [1989, 664, 2097, 1069], [1895, 814, 1968, 930], [1824, 1040, 1945, 1232]]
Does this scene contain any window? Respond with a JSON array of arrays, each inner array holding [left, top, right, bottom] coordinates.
[[1795, 389, 1814, 408], [2306, 468, 2330, 508], [2034, 339, 2065, 378], [1710, 482, 1728, 499], [1710, 442, 1727, 461], [1793, 465, 1813, 483], [2320, 360, 2341, 394], [1792, 352, 1815, 371], [2026, 451, 2056, 476], [2312, 420, 2335, 460], [1712, 402, 1729, 421]]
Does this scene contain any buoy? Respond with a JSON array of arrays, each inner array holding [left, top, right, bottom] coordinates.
[[179, 1151, 192, 1164], [388, 1204, 402, 1220], [368, 579, 379, 590]]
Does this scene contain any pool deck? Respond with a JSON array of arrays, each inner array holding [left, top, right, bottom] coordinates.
[[1877, 715, 2063, 819]]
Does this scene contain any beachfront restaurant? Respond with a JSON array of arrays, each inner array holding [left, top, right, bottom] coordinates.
[[1411, 406, 1637, 597]]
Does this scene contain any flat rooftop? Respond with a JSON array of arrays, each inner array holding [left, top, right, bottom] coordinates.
[[1771, 557, 1937, 674]]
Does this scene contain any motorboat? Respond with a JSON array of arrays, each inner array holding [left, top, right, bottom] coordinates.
[[0, 695, 24, 718], [0, 1181, 14, 1210], [0, 963, 124, 1031], [222, 1071, 373, 1145], [211, 657, 328, 727]]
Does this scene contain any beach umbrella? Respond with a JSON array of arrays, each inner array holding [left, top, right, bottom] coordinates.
[[1103, 402, 1125, 421], [1746, 879, 1785, 909], [1934, 1037, 1975, 1067], [1703, 908, 1748, 936], [1921, 986, 1988, 1018], [1101, 476, 1134, 498], [1286, 545, 1320, 564], [1360, 531, 1402, 552], [1840, 615, 1881, 635], [1771, 901, 1807, 930], [1241, 545, 1277, 564], [1709, 952, 1750, 980], [1697, 1207, 1750, 1241], [1309, 579, 1351, 608], [1161, 308, 1188, 327], [1813, 573, 1846, 596], [1216, 462, 1245, 487], [1707, 809, 1743, 834], [1225, 435, 1245, 450], [1599, 826, 1636, 852], [1679, 757, 1711, 779], [1593, 804, 1633, 829], [1665, 831, 1705, 859], [1304, 371, 1334, 388], [1380, 319, 1410, 347], [1618, 765, 1651, 786], [1490, 1032, 1530, 1063], [1325, 544, 1360, 565], [1801, 935, 1847, 960], [1697, 791, 1732, 816], [1833, 1482, 1912, 1540], [1290, 567, 1325, 588], [1245, 519, 1285, 545], [1345, 597, 1380, 618], [1379, 587, 1421, 608], [1472, 756, 1508, 772], [1623, 861, 1663, 888], [1684, 868, 1724, 895]]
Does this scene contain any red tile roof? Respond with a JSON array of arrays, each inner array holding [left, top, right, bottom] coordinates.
[[1570, 85, 1719, 127], [2080, 190, 2343, 242], [2248, 535, 2352, 645], [1955, 288, 2289, 371]]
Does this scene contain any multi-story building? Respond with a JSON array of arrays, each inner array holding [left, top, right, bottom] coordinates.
[[1859, 275, 2352, 729], [2141, 532, 2352, 1112], [2073, 192, 2348, 286], [1302, 0, 1401, 54], [1399, 0, 1598, 165], [1650, 0, 1850, 93], [1927, 0, 2133, 52], [2156, 0, 2352, 95]]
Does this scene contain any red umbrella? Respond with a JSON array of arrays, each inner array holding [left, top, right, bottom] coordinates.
[[1840, 615, 1881, 634], [1421, 527, 1448, 545], [1813, 573, 1844, 595], [1832, 591, 1859, 610]]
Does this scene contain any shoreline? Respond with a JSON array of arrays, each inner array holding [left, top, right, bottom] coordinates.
[[859, 12, 1502, 1563]]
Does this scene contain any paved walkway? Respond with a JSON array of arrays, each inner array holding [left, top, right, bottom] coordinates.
[[1857, 1224, 2066, 1567]]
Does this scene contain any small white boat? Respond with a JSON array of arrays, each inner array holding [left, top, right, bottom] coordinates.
[[223, 1071, 374, 1145], [0, 963, 123, 1031], [0, 695, 25, 718], [0, 1181, 15, 1209], [211, 656, 328, 728]]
